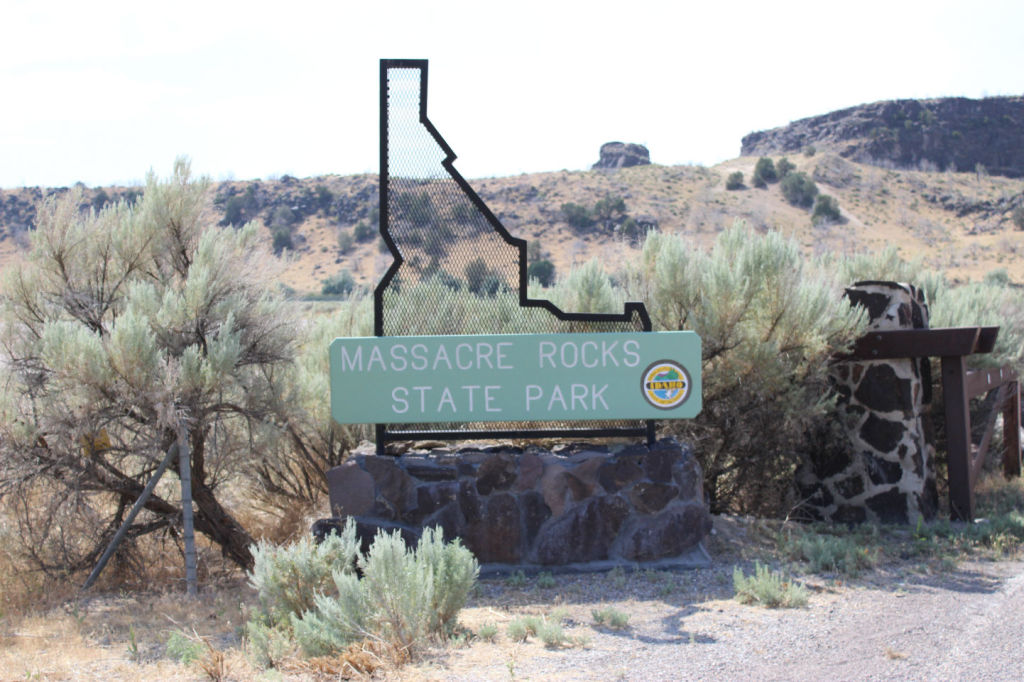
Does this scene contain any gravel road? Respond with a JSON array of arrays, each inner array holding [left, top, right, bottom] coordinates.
[[402, 535, 1024, 681]]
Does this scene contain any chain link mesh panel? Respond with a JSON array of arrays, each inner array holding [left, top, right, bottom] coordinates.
[[375, 60, 652, 445]]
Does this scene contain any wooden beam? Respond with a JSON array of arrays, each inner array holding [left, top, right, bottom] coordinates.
[[975, 326, 1001, 354], [1004, 381, 1022, 479], [943, 355, 975, 521], [972, 384, 1005, 484], [966, 366, 1019, 400], [842, 327, 989, 361]]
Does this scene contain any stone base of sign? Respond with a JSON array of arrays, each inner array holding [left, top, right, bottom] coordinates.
[[316, 438, 711, 571]]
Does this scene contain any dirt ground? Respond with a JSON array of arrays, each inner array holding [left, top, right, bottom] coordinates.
[[2, 514, 1022, 681]]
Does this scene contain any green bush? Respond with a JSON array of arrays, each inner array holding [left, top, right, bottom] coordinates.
[[984, 268, 1010, 287], [321, 270, 356, 296], [622, 225, 865, 513], [271, 226, 293, 254], [1012, 205, 1024, 230], [776, 157, 795, 178], [249, 524, 359, 626], [289, 526, 478, 659], [270, 205, 298, 230], [337, 229, 354, 253], [783, 531, 878, 577], [725, 171, 745, 190], [752, 157, 777, 188], [166, 630, 205, 664], [221, 195, 245, 227], [550, 258, 621, 315], [733, 562, 808, 608], [353, 220, 376, 242], [780, 171, 819, 208], [618, 216, 643, 241], [593, 195, 626, 228], [314, 184, 334, 212], [464, 258, 490, 294], [592, 606, 629, 628], [527, 259, 556, 286], [812, 195, 842, 224], [394, 191, 433, 227], [561, 202, 595, 230]]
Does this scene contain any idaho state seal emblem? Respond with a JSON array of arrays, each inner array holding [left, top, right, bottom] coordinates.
[[641, 360, 691, 410]]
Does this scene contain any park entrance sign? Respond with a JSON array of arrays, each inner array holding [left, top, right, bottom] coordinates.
[[331, 331, 701, 424]]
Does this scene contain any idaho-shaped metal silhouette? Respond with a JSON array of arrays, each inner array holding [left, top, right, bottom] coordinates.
[[375, 59, 653, 450]]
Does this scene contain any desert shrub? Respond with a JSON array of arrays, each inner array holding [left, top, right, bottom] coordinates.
[[733, 562, 807, 608], [549, 258, 622, 315], [0, 159, 306, 573], [353, 220, 375, 242], [752, 157, 777, 188], [290, 527, 478, 660], [314, 185, 334, 212], [507, 619, 529, 641], [593, 195, 627, 229], [272, 226, 294, 254], [166, 630, 206, 664], [592, 606, 629, 628], [477, 623, 499, 642], [618, 216, 643, 241], [538, 621, 568, 648], [725, 171, 744, 190], [414, 527, 480, 636], [464, 258, 490, 294], [812, 195, 842, 224], [1012, 205, 1024, 230], [221, 195, 245, 226], [780, 171, 819, 207], [776, 157, 795, 178], [337, 228, 354, 253], [321, 269, 356, 296], [271, 204, 298, 230], [535, 571, 556, 589], [561, 202, 595, 230], [984, 268, 1010, 287], [527, 259, 556, 286], [249, 524, 359, 626], [929, 279, 1024, 370], [394, 191, 433, 227], [782, 531, 878, 576], [621, 225, 865, 514], [803, 145, 816, 156]]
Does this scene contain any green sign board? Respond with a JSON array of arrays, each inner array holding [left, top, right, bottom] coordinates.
[[330, 331, 701, 424]]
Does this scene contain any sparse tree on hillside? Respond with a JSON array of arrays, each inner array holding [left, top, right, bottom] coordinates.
[[0, 159, 299, 573], [752, 157, 777, 188], [781, 172, 819, 208], [812, 194, 842, 224], [776, 157, 795, 179]]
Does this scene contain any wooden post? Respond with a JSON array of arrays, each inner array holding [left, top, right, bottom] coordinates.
[[83, 443, 178, 590], [177, 427, 198, 596], [1004, 380, 1022, 478], [942, 355, 974, 521]]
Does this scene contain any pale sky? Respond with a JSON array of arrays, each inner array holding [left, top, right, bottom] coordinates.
[[2, 0, 1023, 189]]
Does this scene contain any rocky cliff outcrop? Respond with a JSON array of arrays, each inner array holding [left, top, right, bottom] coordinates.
[[742, 96, 1024, 178], [593, 142, 651, 169]]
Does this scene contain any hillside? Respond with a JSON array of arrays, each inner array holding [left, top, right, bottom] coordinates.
[[1, 153, 1023, 295], [742, 96, 1024, 178]]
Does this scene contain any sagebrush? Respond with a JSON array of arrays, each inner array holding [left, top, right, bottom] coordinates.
[[247, 522, 478, 668]]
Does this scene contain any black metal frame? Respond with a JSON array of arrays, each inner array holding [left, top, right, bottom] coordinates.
[[375, 59, 654, 452]]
